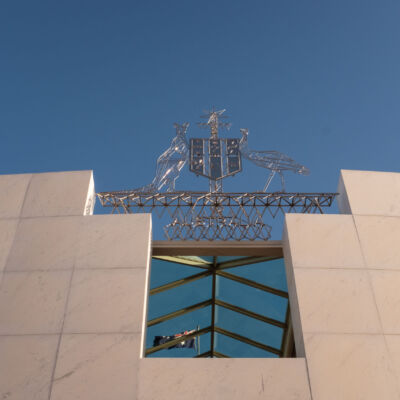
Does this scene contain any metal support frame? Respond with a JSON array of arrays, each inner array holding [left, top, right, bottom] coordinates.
[[145, 253, 293, 358], [97, 191, 337, 241]]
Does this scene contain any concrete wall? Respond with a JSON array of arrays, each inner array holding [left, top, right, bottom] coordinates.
[[284, 169, 400, 400]]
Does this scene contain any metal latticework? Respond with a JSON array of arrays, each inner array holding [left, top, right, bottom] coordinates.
[[96, 191, 337, 241]]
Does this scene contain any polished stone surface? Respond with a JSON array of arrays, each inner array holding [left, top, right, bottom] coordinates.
[[0, 335, 59, 400], [340, 169, 400, 217], [138, 358, 312, 400], [0, 271, 71, 334], [6, 217, 80, 271], [63, 268, 146, 333], [75, 214, 151, 269], [294, 268, 381, 334], [0, 173, 31, 218], [0, 218, 18, 273], [21, 171, 94, 218], [50, 334, 140, 400], [355, 215, 400, 270], [305, 333, 399, 400], [285, 214, 365, 268]]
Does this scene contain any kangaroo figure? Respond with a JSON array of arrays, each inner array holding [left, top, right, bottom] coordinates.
[[137, 122, 189, 192]]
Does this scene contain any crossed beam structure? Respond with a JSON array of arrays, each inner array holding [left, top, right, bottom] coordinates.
[[97, 191, 337, 241], [145, 253, 294, 358]]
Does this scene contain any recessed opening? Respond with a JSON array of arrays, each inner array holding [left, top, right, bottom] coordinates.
[[145, 242, 295, 358]]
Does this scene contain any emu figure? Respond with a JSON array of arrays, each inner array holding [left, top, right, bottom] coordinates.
[[239, 128, 309, 192]]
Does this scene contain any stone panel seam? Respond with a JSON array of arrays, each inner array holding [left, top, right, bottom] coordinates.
[[18, 173, 33, 218], [292, 265, 400, 272], [47, 220, 79, 400], [2, 173, 33, 276], [1, 266, 149, 272], [291, 265, 365, 271], [352, 214, 400, 397]]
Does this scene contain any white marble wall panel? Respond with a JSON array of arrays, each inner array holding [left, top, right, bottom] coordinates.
[[284, 214, 364, 268], [369, 270, 400, 334], [0, 270, 72, 334], [354, 215, 400, 269], [293, 268, 381, 334], [0, 335, 59, 400], [304, 333, 399, 400], [0, 173, 31, 218], [50, 334, 141, 400], [63, 268, 146, 333], [0, 218, 18, 274], [138, 358, 312, 400], [75, 214, 151, 269], [21, 171, 94, 218], [6, 217, 81, 271], [339, 169, 400, 216], [285, 170, 400, 399]]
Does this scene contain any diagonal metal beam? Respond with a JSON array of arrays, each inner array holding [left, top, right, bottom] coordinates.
[[215, 270, 288, 298], [216, 255, 282, 270], [195, 351, 212, 358], [213, 351, 230, 358], [146, 326, 212, 356], [150, 270, 212, 296], [147, 299, 212, 327], [214, 326, 282, 356], [215, 299, 286, 329]]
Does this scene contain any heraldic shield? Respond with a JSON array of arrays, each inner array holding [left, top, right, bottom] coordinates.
[[189, 138, 242, 180]]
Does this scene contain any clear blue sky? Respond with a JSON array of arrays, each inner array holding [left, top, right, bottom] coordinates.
[[1, 1, 400, 203], [2, 0, 399, 357]]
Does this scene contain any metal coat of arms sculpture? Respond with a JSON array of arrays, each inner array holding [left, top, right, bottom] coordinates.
[[97, 108, 336, 240]]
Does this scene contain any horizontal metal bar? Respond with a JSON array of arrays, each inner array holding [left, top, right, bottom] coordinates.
[[152, 241, 283, 256], [145, 326, 212, 356], [147, 299, 212, 327], [214, 326, 282, 356], [215, 270, 288, 298], [213, 351, 230, 358], [215, 299, 286, 329], [216, 255, 282, 270], [152, 255, 212, 269], [150, 270, 212, 296]]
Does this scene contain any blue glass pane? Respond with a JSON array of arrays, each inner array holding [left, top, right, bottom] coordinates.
[[147, 332, 211, 358], [217, 276, 288, 323], [150, 258, 207, 289], [227, 258, 288, 292], [146, 306, 211, 350], [148, 275, 212, 320], [215, 306, 283, 350], [214, 333, 278, 358]]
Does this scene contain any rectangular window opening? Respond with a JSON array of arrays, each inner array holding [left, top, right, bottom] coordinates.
[[145, 241, 296, 359]]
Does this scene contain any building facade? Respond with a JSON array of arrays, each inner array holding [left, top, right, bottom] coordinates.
[[0, 169, 399, 399]]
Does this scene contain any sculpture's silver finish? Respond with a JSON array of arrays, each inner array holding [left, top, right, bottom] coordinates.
[[189, 137, 242, 193], [98, 108, 324, 241], [97, 191, 337, 241], [197, 107, 231, 138], [239, 129, 310, 192], [191, 108, 240, 192], [136, 123, 189, 192]]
